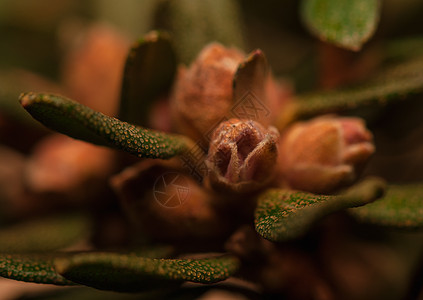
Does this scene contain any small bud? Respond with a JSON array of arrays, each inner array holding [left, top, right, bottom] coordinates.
[[25, 134, 115, 199], [206, 119, 279, 193], [110, 159, 229, 241], [278, 116, 375, 193], [171, 43, 244, 140], [61, 24, 130, 116]]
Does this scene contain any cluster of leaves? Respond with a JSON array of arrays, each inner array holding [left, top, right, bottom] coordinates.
[[0, 0, 422, 299]]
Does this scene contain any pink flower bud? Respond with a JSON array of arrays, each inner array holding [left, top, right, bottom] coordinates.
[[206, 119, 279, 193], [171, 43, 244, 140], [278, 116, 375, 193]]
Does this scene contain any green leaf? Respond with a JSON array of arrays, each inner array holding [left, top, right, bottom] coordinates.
[[19, 92, 192, 159], [0, 246, 174, 287], [55, 253, 240, 292], [232, 49, 268, 106], [0, 253, 75, 285], [351, 184, 423, 228], [301, 0, 381, 51], [119, 31, 176, 127], [0, 214, 89, 253], [254, 177, 386, 242], [278, 55, 423, 128], [156, 0, 245, 64]]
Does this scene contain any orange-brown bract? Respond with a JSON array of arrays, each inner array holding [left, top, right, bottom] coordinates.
[[278, 116, 375, 194]]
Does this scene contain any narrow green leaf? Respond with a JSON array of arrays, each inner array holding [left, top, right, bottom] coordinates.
[[232, 50, 268, 105], [351, 184, 423, 228], [254, 177, 386, 242], [156, 0, 245, 64], [301, 0, 381, 51], [0, 214, 89, 253], [119, 31, 176, 126], [0, 246, 174, 287], [55, 253, 239, 292], [0, 253, 75, 285], [278, 56, 423, 128], [19, 92, 192, 159]]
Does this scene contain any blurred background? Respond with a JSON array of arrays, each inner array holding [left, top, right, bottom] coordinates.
[[1, 1, 423, 299]]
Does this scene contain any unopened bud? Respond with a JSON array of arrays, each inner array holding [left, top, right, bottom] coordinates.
[[171, 43, 244, 140], [278, 116, 375, 193], [206, 119, 279, 193], [25, 134, 115, 198], [110, 160, 228, 241]]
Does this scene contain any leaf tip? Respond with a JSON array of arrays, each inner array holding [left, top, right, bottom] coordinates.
[[19, 92, 37, 107], [246, 48, 267, 65], [53, 258, 68, 275], [345, 176, 387, 206]]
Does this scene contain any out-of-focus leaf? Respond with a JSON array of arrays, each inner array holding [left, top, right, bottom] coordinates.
[[254, 177, 386, 242], [119, 31, 176, 127], [128, 245, 175, 259], [91, 0, 157, 39], [156, 0, 245, 64], [301, 0, 380, 51], [0, 214, 89, 253], [0, 253, 75, 285], [19, 92, 193, 159], [0, 146, 26, 223], [55, 253, 240, 292], [28, 287, 174, 300], [278, 56, 423, 129], [351, 184, 423, 228], [385, 37, 423, 63], [29, 285, 244, 300]]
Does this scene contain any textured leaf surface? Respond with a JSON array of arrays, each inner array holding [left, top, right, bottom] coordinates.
[[119, 31, 176, 126], [55, 253, 240, 292], [0, 253, 75, 285], [255, 178, 386, 241], [301, 0, 380, 51], [156, 0, 245, 64], [279, 56, 423, 128], [0, 214, 89, 253], [20, 92, 192, 158], [351, 184, 423, 228]]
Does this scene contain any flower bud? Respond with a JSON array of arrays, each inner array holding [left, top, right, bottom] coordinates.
[[25, 134, 115, 199], [278, 116, 375, 193], [171, 43, 244, 140], [206, 119, 279, 193], [110, 159, 229, 241], [61, 24, 130, 116]]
